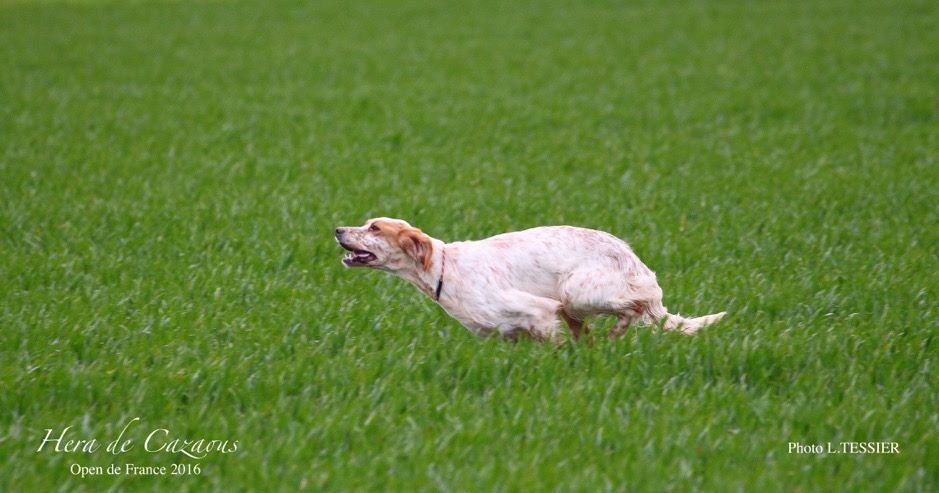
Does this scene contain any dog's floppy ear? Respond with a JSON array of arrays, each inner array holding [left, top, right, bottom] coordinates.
[[397, 228, 433, 271]]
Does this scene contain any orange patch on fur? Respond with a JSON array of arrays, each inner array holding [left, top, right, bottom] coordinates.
[[371, 220, 434, 270]]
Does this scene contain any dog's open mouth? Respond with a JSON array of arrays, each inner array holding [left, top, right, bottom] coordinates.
[[340, 244, 377, 266]]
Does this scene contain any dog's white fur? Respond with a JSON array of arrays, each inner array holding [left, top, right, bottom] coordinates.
[[336, 217, 725, 342]]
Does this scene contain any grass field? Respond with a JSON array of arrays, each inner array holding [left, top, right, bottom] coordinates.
[[1, 0, 937, 491]]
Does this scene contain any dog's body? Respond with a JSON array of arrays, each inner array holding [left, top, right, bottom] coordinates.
[[336, 218, 724, 341]]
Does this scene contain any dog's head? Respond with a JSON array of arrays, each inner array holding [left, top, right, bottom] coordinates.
[[334, 217, 433, 272]]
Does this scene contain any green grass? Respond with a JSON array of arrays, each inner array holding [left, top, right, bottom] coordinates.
[[1, 0, 937, 491]]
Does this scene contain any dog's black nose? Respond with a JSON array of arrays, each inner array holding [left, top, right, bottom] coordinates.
[[334, 228, 343, 238]]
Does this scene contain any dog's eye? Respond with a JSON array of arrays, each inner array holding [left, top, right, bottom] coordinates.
[[369, 224, 380, 232]]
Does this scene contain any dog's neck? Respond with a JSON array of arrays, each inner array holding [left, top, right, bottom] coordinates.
[[395, 238, 447, 301]]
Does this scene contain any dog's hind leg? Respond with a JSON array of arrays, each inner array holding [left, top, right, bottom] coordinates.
[[608, 301, 646, 340], [608, 314, 638, 340], [560, 311, 587, 340]]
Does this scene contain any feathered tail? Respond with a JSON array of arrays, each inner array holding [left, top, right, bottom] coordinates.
[[645, 302, 726, 335]]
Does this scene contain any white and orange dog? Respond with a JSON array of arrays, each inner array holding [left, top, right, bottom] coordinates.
[[336, 218, 725, 342]]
